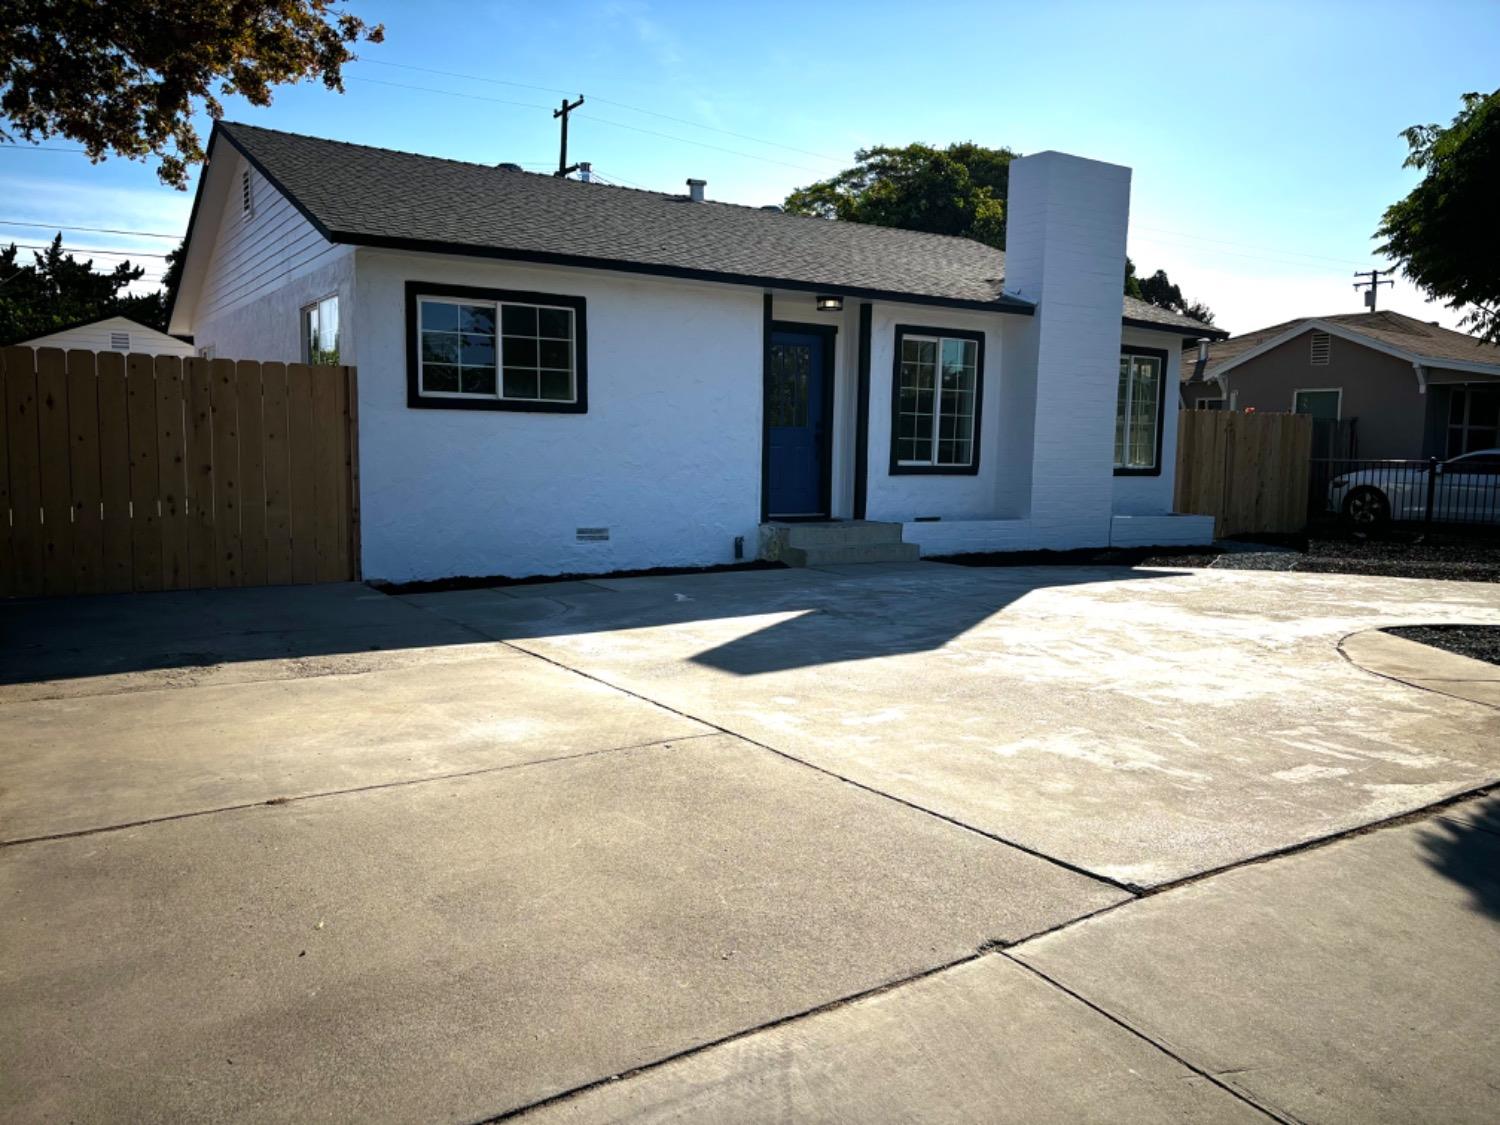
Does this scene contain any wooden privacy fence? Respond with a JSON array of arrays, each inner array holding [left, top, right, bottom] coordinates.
[[1174, 410, 1313, 537], [1, 347, 359, 598]]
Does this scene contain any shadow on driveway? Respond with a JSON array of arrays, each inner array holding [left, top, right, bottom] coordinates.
[[0, 564, 1180, 687], [1421, 797, 1500, 920]]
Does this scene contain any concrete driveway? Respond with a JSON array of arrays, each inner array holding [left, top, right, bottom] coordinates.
[[2, 562, 1498, 1122]]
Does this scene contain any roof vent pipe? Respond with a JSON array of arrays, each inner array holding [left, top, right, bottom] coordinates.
[[686, 178, 706, 202], [1196, 337, 1211, 363], [578, 162, 592, 183]]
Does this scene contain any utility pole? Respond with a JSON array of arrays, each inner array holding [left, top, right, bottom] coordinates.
[[1353, 267, 1395, 311], [553, 95, 585, 178]]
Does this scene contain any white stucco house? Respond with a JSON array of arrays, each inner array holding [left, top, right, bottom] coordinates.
[[17, 315, 196, 357], [169, 122, 1222, 583]]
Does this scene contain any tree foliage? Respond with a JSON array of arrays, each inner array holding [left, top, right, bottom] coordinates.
[[786, 143, 1214, 322], [0, 1, 383, 187], [784, 142, 1014, 249], [1376, 90, 1500, 342], [0, 235, 180, 344], [1125, 257, 1216, 325]]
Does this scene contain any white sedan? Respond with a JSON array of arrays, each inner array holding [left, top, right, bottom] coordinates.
[[1330, 449, 1500, 525]]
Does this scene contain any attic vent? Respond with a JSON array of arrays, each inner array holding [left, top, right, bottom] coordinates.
[[241, 169, 254, 217], [576, 527, 610, 542], [1310, 332, 1330, 366], [109, 331, 130, 350]]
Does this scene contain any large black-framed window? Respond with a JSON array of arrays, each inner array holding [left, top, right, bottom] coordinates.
[[1115, 345, 1168, 475], [404, 281, 588, 412], [889, 324, 984, 475]]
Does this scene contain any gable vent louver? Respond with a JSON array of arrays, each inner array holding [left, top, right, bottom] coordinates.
[[109, 331, 130, 350], [241, 170, 254, 217], [576, 527, 610, 543], [1310, 332, 1331, 366]]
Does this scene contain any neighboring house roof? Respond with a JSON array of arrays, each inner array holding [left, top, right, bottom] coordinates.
[[15, 315, 194, 354], [180, 121, 1221, 334], [1185, 310, 1500, 384]]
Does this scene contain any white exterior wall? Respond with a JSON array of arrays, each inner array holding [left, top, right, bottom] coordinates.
[[188, 154, 355, 362], [20, 316, 195, 356], [355, 250, 764, 582], [862, 302, 1012, 522]]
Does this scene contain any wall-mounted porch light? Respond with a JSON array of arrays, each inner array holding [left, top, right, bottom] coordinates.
[[816, 294, 844, 312]]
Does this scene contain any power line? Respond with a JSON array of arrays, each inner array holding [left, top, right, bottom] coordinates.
[[344, 73, 830, 175], [0, 144, 90, 154], [355, 59, 846, 164], [0, 218, 180, 239], [4, 240, 172, 258]]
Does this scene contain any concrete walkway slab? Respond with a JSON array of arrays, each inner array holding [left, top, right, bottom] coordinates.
[[421, 564, 1500, 887], [1013, 805, 1500, 1124], [1, 644, 707, 841], [1341, 628, 1500, 710], [0, 736, 1125, 1124], [522, 953, 1265, 1124]]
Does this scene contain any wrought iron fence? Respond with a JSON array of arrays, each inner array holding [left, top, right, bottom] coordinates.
[[1312, 456, 1500, 528]]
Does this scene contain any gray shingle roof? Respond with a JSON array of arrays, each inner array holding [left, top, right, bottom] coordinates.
[[215, 121, 1218, 332], [1185, 310, 1500, 382]]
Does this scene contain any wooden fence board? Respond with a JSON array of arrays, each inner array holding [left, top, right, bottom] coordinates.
[[183, 357, 216, 588], [345, 367, 361, 581], [154, 356, 190, 589], [236, 360, 268, 586], [286, 363, 318, 584], [308, 365, 343, 583], [2, 350, 356, 598], [96, 353, 133, 592], [261, 362, 293, 585], [210, 358, 241, 587], [65, 350, 103, 593], [35, 348, 74, 595], [4, 347, 44, 597], [1175, 410, 1314, 537], [0, 350, 12, 597], [125, 354, 163, 591]]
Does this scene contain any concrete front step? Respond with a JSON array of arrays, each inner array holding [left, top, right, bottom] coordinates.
[[774, 521, 907, 548], [782, 542, 922, 567]]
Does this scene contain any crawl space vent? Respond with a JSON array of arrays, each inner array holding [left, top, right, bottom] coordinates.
[[576, 527, 610, 543]]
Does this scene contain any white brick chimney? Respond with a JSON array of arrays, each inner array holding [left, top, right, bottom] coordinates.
[[999, 151, 1131, 542]]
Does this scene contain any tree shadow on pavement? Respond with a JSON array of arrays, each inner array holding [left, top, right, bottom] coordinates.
[[1418, 798, 1500, 920]]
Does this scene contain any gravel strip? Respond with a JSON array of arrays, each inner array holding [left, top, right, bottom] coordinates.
[[1385, 625, 1500, 666]]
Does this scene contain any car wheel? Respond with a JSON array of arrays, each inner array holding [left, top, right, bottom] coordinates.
[[1343, 486, 1390, 527]]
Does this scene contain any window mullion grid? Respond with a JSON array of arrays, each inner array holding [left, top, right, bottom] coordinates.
[[930, 338, 947, 466]]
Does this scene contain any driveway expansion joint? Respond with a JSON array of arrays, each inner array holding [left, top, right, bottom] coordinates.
[[0, 732, 721, 849]]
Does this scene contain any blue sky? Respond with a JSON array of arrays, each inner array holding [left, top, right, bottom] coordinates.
[[2, 0, 1497, 333]]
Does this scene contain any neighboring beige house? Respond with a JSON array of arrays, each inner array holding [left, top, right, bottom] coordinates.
[[15, 315, 196, 357], [1182, 311, 1500, 459]]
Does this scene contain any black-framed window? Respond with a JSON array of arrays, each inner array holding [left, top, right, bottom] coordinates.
[[889, 325, 984, 475], [404, 281, 588, 412], [1115, 345, 1168, 475], [1447, 386, 1499, 456]]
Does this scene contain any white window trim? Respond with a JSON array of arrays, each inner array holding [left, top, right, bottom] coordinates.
[[895, 332, 978, 468], [301, 293, 340, 365], [416, 293, 578, 404], [1291, 387, 1342, 419]]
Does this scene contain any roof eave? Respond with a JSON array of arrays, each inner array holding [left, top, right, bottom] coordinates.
[[332, 230, 1038, 316], [1123, 315, 1229, 339]]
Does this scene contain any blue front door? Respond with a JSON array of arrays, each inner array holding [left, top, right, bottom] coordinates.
[[767, 328, 828, 517]]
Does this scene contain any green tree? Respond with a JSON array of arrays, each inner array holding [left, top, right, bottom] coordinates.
[[784, 142, 1015, 249], [1376, 90, 1500, 342], [0, 2, 383, 188], [0, 234, 172, 344], [787, 143, 1214, 322], [1125, 257, 1216, 325]]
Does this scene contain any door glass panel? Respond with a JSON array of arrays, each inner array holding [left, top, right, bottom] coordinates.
[[769, 342, 811, 427]]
